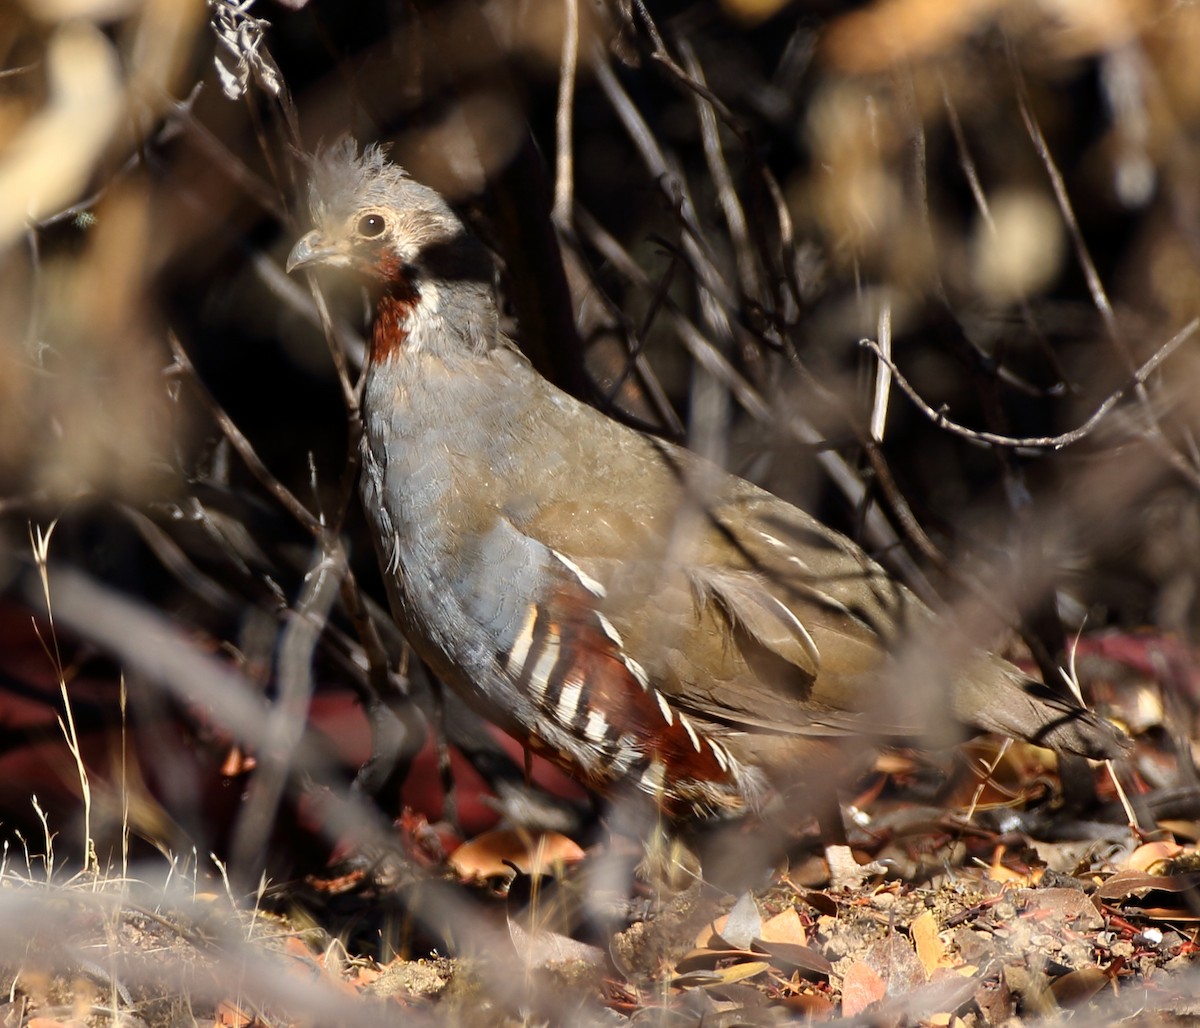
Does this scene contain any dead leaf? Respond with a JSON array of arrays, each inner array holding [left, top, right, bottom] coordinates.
[[215, 1001, 252, 1028], [706, 960, 771, 986], [507, 917, 604, 968], [841, 960, 886, 1017], [353, 965, 382, 987], [282, 936, 316, 961], [758, 906, 807, 946], [780, 990, 836, 1017], [1124, 840, 1186, 873], [1016, 888, 1103, 930], [987, 846, 1035, 885], [1097, 870, 1200, 901], [753, 940, 832, 977], [1126, 908, 1200, 922], [676, 947, 763, 972], [780, 882, 839, 917], [1051, 966, 1109, 1007], [912, 909, 954, 975], [864, 934, 926, 993], [448, 829, 583, 880], [671, 969, 725, 988], [716, 892, 762, 950]]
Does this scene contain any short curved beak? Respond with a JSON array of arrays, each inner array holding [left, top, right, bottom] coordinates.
[[286, 230, 340, 273]]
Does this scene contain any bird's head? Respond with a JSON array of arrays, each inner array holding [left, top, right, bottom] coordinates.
[[286, 140, 499, 358]]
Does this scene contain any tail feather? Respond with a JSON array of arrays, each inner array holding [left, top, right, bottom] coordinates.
[[965, 665, 1130, 760]]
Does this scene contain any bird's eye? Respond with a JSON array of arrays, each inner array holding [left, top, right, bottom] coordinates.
[[357, 214, 386, 238]]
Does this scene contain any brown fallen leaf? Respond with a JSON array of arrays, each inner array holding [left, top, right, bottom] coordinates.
[[753, 939, 832, 977], [865, 934, 927, 994], [1016, 888, 1103, 931], [779, 990, 836, 1018], [841, 960, 887, 1017], [912, 909, 955, 975], [758, 906, 807, 947], [1097, 870, 1200, 901], [1123, 840, 1186, 873], [1051, 966, 1110, 1007], [675, 947, 763, 973], [448, 828, 584, 880]]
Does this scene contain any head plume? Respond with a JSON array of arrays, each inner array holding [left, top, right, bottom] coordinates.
[[301, 139, 453, 229]]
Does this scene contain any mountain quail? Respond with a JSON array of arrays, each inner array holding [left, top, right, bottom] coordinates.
[[287, 141, 1129, 886]]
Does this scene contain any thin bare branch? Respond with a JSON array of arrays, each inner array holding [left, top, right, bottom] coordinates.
[[860, 317, 1200, 451], [552, 0, 580, 227], [678, 39, 762, 304], [870, 296, 893, 444], [1010, 45, 1121, 348], [594, 54, 737, 316], [230, 540, 347, 880]]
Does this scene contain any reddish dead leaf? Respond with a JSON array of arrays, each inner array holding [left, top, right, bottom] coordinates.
[[448, 828, 583, 880], [1098, 870, 1200, 901], [944, 739, 1047, 810], [283, 936, 315, 961], [759, 906, 807, 947], [1016, 889, 1103, 930], [779, 990, 835, 1018], [695, 915, 724, 949], [976, 975, 1015, 1022], [1123, 841, 1186, 873], [841, 960, 886, 1017], [1077, 630, 1200, 695], [215, 1001, 252, 1027], [776, 882, 840, 923], [279, 935, 357, 994], [694, 893, 763, 950]]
